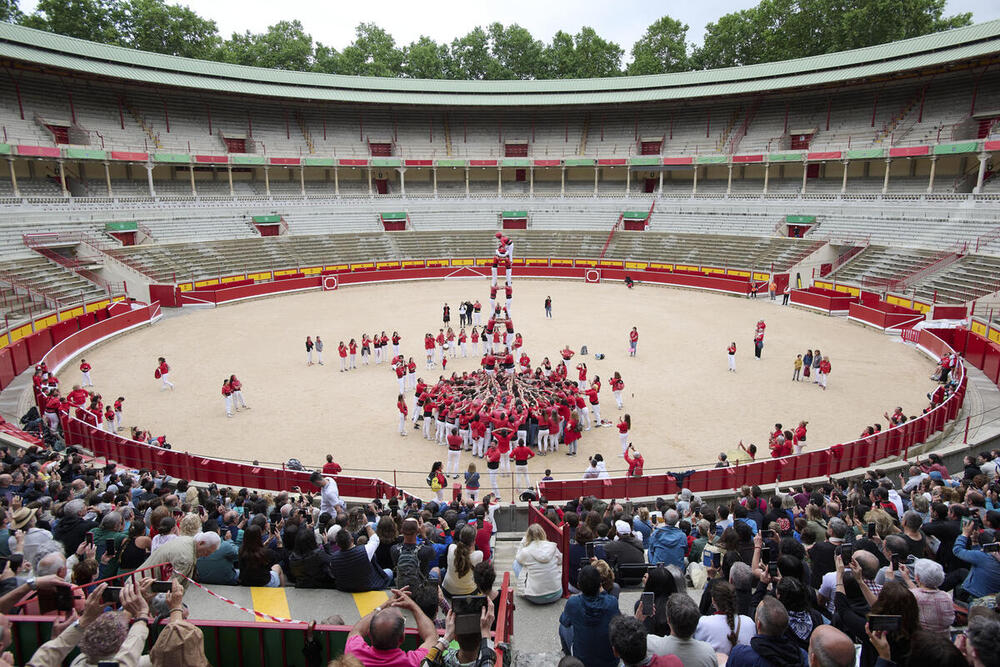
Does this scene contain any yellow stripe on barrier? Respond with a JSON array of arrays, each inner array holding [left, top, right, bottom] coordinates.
[[972, 321, 988, 336], [352, 590, 390, 618], [250, 586, 291, 624]]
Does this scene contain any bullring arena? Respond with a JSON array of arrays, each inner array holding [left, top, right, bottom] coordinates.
[[53, 276, 937, 496]]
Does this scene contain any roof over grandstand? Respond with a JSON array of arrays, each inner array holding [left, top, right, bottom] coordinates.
[[1, 20, 999, 106]]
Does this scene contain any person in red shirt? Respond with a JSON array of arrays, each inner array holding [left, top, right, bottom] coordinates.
[[624, 444, 644, 477], [441, 355, 447, 372], [156, 357, 174, 390], [585, 383, 602, 427], [617, 414, 631, 456], [518, 352, 531, 374], [348, 338, 358, 369], [230, 375, 249, 411], [423, 333, 435, 369], [446, 328, 457, 359], [221, 379, 233, 418], [492, 421, 515, 474], [391, 331, 401, 357], [42, 389, 61, 432], [792, 421, 808, 454], [113, 396, 124, 431], [103, 405, 115, 433], [563, 413, 582, 455], [361, 333, 372, 366], [511, 439, 536, 492], [576, 362, 588, 390], [818, 356, 831, 390], [394, 360, 407, 394], [338, 341, 348, 372], [397, 393, 408, 437], [629, 327, 639, 357], [738, 440, 757, 461], [79, 359, 93, 387], [574, 393, 590, 431], [446, 427, 464, 478], [322, 454, 342, 475], [407, 357, 417, 390], [611, 372, 625, 409], [727, 342, 737, 372], [458, 329, 468, 358], [485, 443, 501, 497], [560, 345, 574, 361], [67, 385, 88, 408], [471, 327, 480, 356]]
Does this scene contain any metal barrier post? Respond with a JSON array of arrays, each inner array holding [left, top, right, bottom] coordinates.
[[964, 416, 971, 444]]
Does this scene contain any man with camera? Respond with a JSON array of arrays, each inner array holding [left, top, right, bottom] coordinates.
[[421, 595, 496, 666]]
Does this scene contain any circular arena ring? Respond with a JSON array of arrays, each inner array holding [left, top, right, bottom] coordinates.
[[24, 261, 974, 502]]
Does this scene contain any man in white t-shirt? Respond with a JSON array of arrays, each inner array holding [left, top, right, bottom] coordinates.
[[308, 471, 345, 515]]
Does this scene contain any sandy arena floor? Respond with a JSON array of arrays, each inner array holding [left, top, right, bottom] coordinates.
[[58, 279, 936, 497]]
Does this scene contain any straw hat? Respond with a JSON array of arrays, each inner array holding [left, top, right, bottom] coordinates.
[[149, 620, 210, 667], [10, 508, 36, 530]]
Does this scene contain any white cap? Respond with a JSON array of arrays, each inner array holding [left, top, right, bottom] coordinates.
[[614, 520, 632, 536]]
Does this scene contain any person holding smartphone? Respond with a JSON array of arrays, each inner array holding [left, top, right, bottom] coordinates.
[[952, 519, 1000, 601]]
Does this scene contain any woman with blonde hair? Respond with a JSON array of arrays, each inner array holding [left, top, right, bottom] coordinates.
[[513, 524, 563, 604]]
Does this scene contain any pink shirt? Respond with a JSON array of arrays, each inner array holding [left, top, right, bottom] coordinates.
[[345, 635, 429, 666]]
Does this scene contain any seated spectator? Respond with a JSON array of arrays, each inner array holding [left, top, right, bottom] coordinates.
[[423, 597, 497, 667], [635, 566, 679, 637], [117, 521, 152, 576], [392, 518, 437, 587], [473, 561, 500, 633], [195, 520, 238, 586], [900, 559, 953, 637], [151, 516, 179, 551], [559, 565, 621, 667], [728, 597, 808, 667], [238, 524, 284, 588], [88, 510, 127, 579], [138, 532, 219, 586], [646, 593, 718, 667], [953, 521, 1000, 601], [147, 579, 211, 667], [807, 626, 856, 667], [330, 524, 391, 592], [52, 498, 98, 555], [567, 524, 593, 592], [694, 581, 754, 654], [604, 520, 646, 583], [838, 580, 918, 667], [288, 526, 336, 589], [373, 516, 400, 573], [442, 526, 482, 598], [513, 524, 563, 604], [345, 586, 439, 666], [777, 577, 823, 650], [633, 507, 654, 550], [959, 615, 1000, 667], [609, 615, 681, 667], [594, 559, 621, 599], [649, 510, 686, 570], [10, 507, 52, 566]]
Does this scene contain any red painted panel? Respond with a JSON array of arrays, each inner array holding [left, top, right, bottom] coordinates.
[[25, 330, 53, 365], [662, 157, 694, 165], [110, 151, 149, 161], [48, 319, 80, 345], [269, 157, 300, 165], [194, 155, 228, 164], [16, 145, 61, 158], [807, 151, 842, 160], [0, 349, 14, 391], [597, 159, 627, 166], [986, 140, 1000, 152], [533, 160, 560, 167], [790, 288, 857, 312], [469, 160, 498, 167], [339, 159, 368, 166], [404, 159, 433, 167], [732, 154, 764, 163], [888, 146, 929, 157], [77, 312, 96, 328], [9, 340, 28, 375]]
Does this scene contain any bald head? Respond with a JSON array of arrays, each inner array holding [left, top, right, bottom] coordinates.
[[370, 608, 405, 650], [809, 625, 856, 667], [853, 550, 879, 580]]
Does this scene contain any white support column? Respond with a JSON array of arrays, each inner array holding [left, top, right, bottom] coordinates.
[[145, 163, 155, 197], [529, 167, 534, 197], [300, 166, 305, 196], [433, 167, 438, 198], [560, 167, 565, 197], [626, 167, 631, 195], [763, 163, 770, 194], [399, 167, 406, 197], [264, 166, 271, 197], [692, 166, 698, 194], [882, 158, 891, 195], [658, 170, 664, 195], [465, 167, 469, 197], [593, 166, 598, 196], [8, 159, 19, 197], [103, 161, 112, 197], [726, 164, 733, 195], [927, 156, 937, 194], [189, 163, 196, 197], [975, 153, 989, 194], [801, 160, 808, 193], [58, 160, 68, 197], [334, 166, 339, 197], [227, 164, 234, 197], [497, 166, 502, 197], [367, 167, 372, 197], [841, 160, 849, 194]]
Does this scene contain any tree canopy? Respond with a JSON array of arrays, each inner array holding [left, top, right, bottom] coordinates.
[[3, 0, 976, 78]]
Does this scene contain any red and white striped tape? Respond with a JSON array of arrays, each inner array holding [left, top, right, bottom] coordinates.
[[179, 574, 306, 625]]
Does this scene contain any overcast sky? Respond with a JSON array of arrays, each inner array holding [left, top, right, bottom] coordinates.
[[18, 0, 1000, 51]]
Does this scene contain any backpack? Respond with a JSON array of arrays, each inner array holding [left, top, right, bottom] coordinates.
[[154, 369, 161, 379], [286, 458, 303, 471], [395, 544, 426, 589]]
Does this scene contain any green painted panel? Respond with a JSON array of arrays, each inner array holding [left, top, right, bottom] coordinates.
[[252, 215, 282, 223], [563, 158, 595, 166], [501, 158, 531, 167], [933, 141, 979, 155], [371, 157, 401, 167], [380, 212, 407, 220], [695, 155, 727, 164], [629, 157, 661, 166], [230, 155, 266, 165], [845, 148, 884, 159], [785, 215, 816, 223], [105, 221, 138, 231], [768, 152, 805, 162], [622, 211, 649, 219], [435, 159, 466, 167], [64, 147, 106, 160], [0, 144, 9, 155], [502, 210, 528, 218], [304, 157, 336, 166], [152, 152, 191, 163]]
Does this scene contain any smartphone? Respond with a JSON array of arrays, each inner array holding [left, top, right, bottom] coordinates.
[[866, 522, 876, 539], [868, 615, 903, 632], [105, 539, 116, 557], [172, 509, 182, 518], [151, 580, 173, 593], [839, 544, 854, 561], [102, 587, 123, 604], [451, 595, 486, 634], [760, 546, 772, 564], [712, 551, 722, 568], [984, 542, 1000, 553], [0, 558, 7, 574], [97, 662, 120, 667], [85, 534, 94, 547], [9, 554, 23, 573], [640, 592, 655, 615], [761, 530, 775, 540], [585, 542, 596, 559], [768, 562, 779, 577], [55, 586, 74, 612]]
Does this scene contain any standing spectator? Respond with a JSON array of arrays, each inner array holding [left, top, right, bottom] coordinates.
[[646, 593, 718, 667], [138, 533, 220, 585], [559, 565, 621, 667], [514, 524, 563, 604], [545, 296, 552, 318], [306, 473, 345, 516], [345, 587, 438, 665], [728, 597, 808, 667], [330, 525, 391, 593], [649, 510, 686, 570], [610, 615, 681, 667], [322, 455, 342, 475]]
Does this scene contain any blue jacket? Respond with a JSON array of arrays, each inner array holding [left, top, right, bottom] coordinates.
[[632, 517, 653, 549], [559, 592, 620, 667], [953, 535, 1000, 598], [648, 525, 686, 569], [729, 635, 807, 667]]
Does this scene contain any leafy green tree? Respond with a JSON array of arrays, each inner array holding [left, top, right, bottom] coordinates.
[[402, 35, 449, 79], [448, 26, 490, 79], [338, 23, 403, 77], [627, 16, 689, 75], [0, 0, 23, 23], [23, 0, 123, 44], [542, 27, 623, 78], [486, 22, 545, 80], [312, 43, 341, 74], [219, 20, 314, 71], [119, 0, 219, 59]]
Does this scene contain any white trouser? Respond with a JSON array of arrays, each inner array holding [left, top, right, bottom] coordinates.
[[819, 372, 827, 388], [461, 342, 467, 357], [375, 348, 381, 364], [234, 390, 247, 408], [621, 432, 629, 455], [161, 373, 174, 389], [224, 395, 232, 416], [580, 406, 591, 430], [728, 355, 736, 371], [517, 429, 528, 447], [500, 452, 511, 473], [436, 420, 447, 443], [349, 353, 357, 368], [307, 350, 313, 364], [448, 449, 461, 475], [489, 468, 499, 495], [549, 431, 560, 452], [362, 350, 370, 364], [44, 412, 59, 431], [474, 312, 481, 325], [516, 466, 531, 492], [505, 298, 512, 313], [450, 344, 457, 358], [412, 397, 421, 422], [423, 416, 433, 439], [437, 347, 444, 362], [614, 391, 623, 409], [426, 352, 433, 368], [474, 436, 487, 458], [317, 350, 323, 364], [340, 357, 347, 371], [398, 377, 405, 393], [591, 404, 601, 425], [506, 267, 512, 283], [435, 488, 444, 502], [399, 413, 407, 434], [408, 373, 416, 389], [393, 344, 399, 357], [103, 419, 114, 433], [577, 380, 587, 390], [537, 429, 550, 451], [114, 411, 122, 430], [491, 267, 497, 285], [460, 429, 471, 450], [82, 371, 92, 387], [793, 444, 805, 455], [468, 488, 478, 502]]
